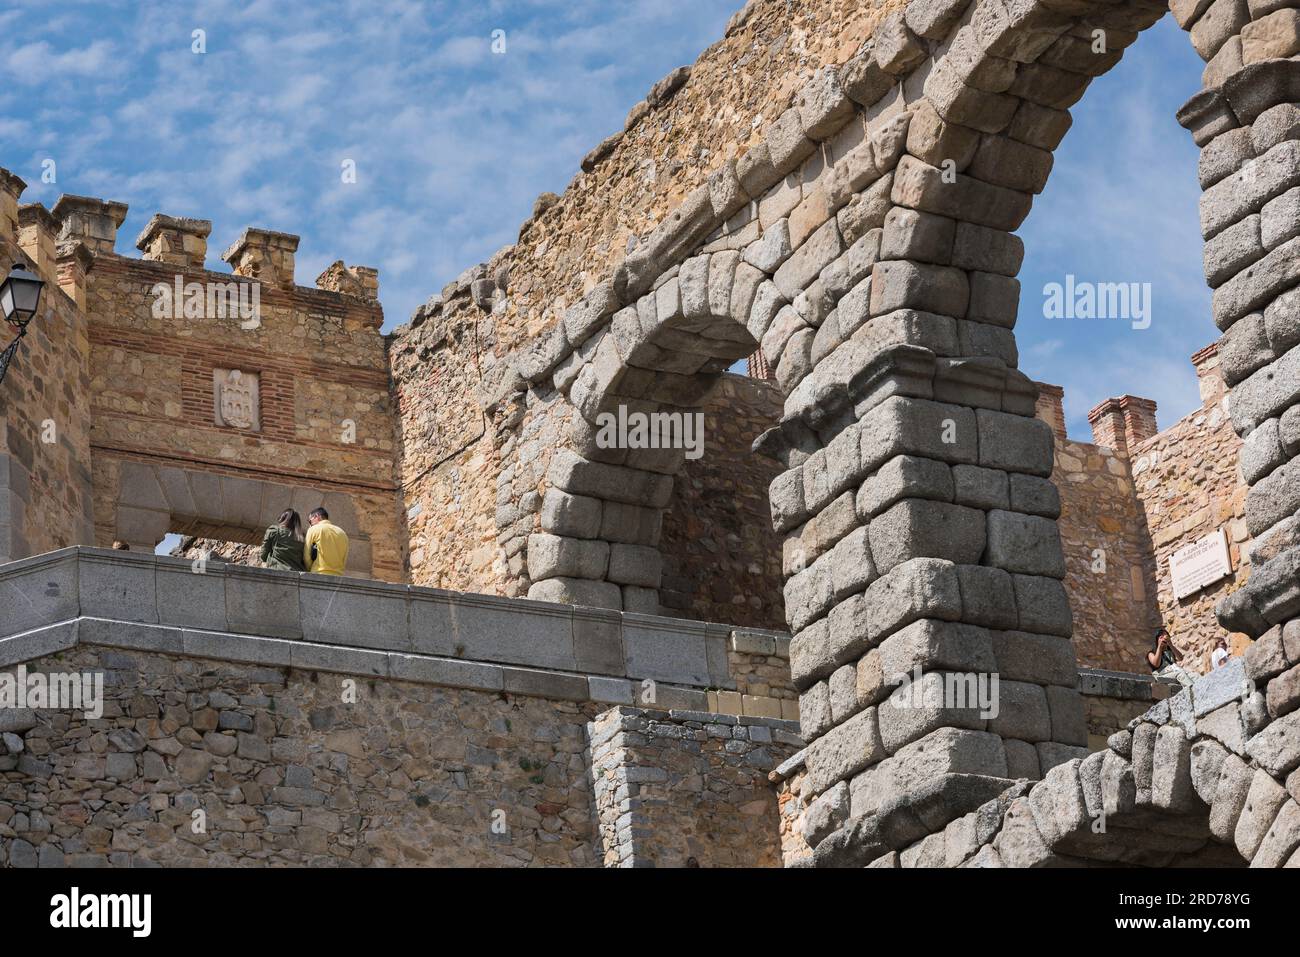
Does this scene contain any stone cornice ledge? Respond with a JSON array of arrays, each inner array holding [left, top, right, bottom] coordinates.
[[0, 618, 804, 732]]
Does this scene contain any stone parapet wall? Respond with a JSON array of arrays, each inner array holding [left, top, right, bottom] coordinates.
[[1078, 668, 1157, 752], [0, 548, 812, 868], [589, 706, 801, 867], [0, 548, 805, 713]]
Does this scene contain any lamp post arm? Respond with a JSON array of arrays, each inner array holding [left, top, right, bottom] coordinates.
[[0, 325, 27, 388]]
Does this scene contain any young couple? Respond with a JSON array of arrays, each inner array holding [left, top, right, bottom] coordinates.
[[1146, 628, 1231, 691], [259, 507, 348, 575]]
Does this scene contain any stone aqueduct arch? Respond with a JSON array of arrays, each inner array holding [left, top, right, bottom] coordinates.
[[476, 0, 1300, 865]]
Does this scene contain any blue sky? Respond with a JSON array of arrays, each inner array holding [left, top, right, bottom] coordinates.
[[2, 2, 1209, 441]]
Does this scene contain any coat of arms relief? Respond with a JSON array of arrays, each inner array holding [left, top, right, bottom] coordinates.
[[213, 368, 260, 431]]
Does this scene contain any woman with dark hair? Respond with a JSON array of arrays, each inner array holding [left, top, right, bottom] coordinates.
[[259, 508, 307, 572], [1146, 627, 1197, 691]]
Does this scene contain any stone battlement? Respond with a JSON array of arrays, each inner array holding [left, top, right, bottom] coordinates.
[[0, 171, 380, 306]]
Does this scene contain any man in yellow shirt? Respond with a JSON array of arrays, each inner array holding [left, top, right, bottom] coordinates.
[[304, 507, 349, 575]]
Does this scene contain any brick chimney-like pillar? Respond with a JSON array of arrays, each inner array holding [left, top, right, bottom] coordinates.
[[0, 168, 26, 242], [1191, 342, 1225, 405], [136, 214, 212, 269], [1034, 381, 1066, 445], [1088, 395, 1158, 455], [222, 228, 299, 289], [51, 194, 129, 256], [56, 241, 94, 310], [18, 204, 62, 277]]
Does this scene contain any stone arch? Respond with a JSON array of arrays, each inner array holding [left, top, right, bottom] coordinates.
[[520, 110, 931, 612], [758, 0, 1300, 867], [106, 456, 377, 576], [816, 651, 1300, 867], [491, 0, 1300, 864], [525, 249, 764, 611]]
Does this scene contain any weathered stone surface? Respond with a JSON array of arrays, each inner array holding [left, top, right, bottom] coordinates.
[[868, 499, 986, 573], [986, 510, 1067, 578], [1235, 768, 1289, 859], [805, 706, 883, 794], [1246, 710, 1300, 776]]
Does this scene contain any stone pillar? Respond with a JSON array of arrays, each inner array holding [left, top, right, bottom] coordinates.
[[51, 194, 128, 256], [1179, 56, 1300, 643], [18, 204, 61, 278], [1034, 381, 1066, 445], [135, 214, 211, 269], [56, 242, 93, 311], [0, 168, 25, 242], [222, 228, 299, 289]]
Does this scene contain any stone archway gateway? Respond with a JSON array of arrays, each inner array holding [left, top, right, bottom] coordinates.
[[487, 0, 1300, 865], [106, 456, 378, 577]]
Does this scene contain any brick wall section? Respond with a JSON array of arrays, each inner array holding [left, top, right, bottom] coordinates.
[[659, 373, 784, 627], [0, 231, 94, 562], [589, 706, 800, 867]]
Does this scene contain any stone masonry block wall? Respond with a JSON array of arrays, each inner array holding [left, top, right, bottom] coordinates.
[[1079, 668, 1157, 752], [0, 209, 94, 564], [386, 0, 913, 612], [589, 706, 800, 867], [719, 626, 798, 718]]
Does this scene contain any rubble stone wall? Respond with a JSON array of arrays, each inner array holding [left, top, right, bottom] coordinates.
[[659, 373, 785, 627], [589, 706, 800, 867], [1127, 349, 1253, 673], [1052, 436, 1160, 674]]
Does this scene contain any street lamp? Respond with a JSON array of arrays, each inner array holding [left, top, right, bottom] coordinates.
[[0, 262, 45, 387]]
